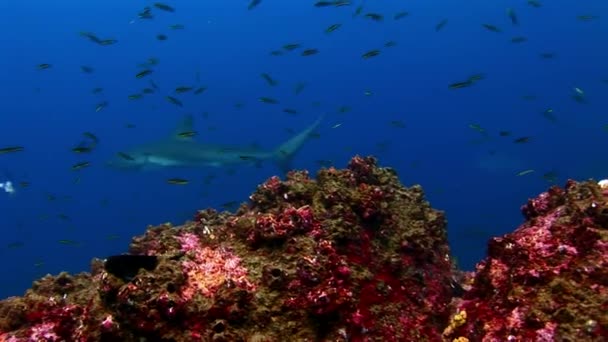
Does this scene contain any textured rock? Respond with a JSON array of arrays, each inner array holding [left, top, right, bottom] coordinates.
[[1, 157, 607, 341]]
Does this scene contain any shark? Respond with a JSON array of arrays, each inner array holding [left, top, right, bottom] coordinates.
[[106, 115, 323, 173]]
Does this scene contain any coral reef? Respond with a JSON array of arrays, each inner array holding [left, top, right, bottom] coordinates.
[[0, 156, 606, 341]]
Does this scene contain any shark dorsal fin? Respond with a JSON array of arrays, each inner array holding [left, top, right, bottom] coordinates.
[[172, 115, 195, 141]]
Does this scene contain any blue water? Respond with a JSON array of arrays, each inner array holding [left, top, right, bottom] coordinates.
[[0, 0, 606, 298]]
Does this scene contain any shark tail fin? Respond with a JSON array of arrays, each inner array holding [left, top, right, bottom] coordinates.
[[273, 114, 324, 174]]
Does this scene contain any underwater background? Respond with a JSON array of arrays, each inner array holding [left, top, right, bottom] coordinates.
[[0, 0, 606, 299]]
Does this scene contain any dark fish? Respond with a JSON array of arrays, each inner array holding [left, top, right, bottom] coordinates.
[[169, 24, 185, 30], [83, 132, 99, 144], [510, 36, 527, 43], [176, 131, 197, 138], [294, 82, 306, 95], [248, 0, 262, 10], [165, 96, 183, 107], [394, 11, 409, 20], [482, 24, 501, 32], [301, 48, 319, 56], [72, 161, 91, 170], [80, 65, 94, 73], [167, 178, 189, 185], [577, 15, 599, 22], [0, 146, 24, 154], [261, 73, 278, 86], [142, 88, 155, 94], [364, 13, 383, 21], [435, 19, 448, 31], [175, 86, 194, 93], [448, 80, 473, 89], [156, 34, 168, 41], [513, 136, 531, 144], [362, 50, 380, 59], [71, 146, 93, 153], [325, 23, 342, 34], [259, 97, 279, 104], [384, 41, 397, 48], [128, 94, 143, 100], [117, 152, 135, 161], [314, 1, 334, 7], [105, 254, 158, 281], [506, 8, 518, 25], [37, 63, 52, 70], [539, 52, 556, 59], [136, 69, 153, 79], [153, 2, 175, 12], [92, 87, 103, 94], [270, 50, 283, 56], [193, 86, 207, 95], [283, 43, 300, 51], [138, 7, 153, 19], [80, 31, 101, 44], [527, 0, 542, 7], [95, 101, 108, 112], [98, 39, 118, 46], [498, 131, 511, 137], [283, 108, 298, 114]]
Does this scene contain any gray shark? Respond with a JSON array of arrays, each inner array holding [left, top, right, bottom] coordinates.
[[106, 115, 323, 173]]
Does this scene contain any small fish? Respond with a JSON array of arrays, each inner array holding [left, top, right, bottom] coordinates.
[[506, 8, 518, 25], [384, 41, 397, 48], [80, 65, 94, 73], [482, 24, 501, 32], [169, 24, 185, 30], [37, 63, 52, 70], [325, 23, 342, 34], [331, 123, 342, 129], [177, 131, 197, 138], [577, 15, 599, 22], [95, 101, 108, 112], [193, 86, 207, 95], [117, 152, 135, 161], [510, 36, 527, 43], [394, 11, 409, 20], [542, 108, 557, 122], [513, 136, 531, 144], [283, 43, 300, 51], [138, 7, 154, 19], [58, 239, 79, 245], [92, 87, 103, 94], [362, 50, 380, 59], [167, 178, 189, 185], [128, 94, 143, 100], [539, 52, 556, 59], [259, 97, 279, 104], [156, 34, 168, 41], [448, 81, 473, 89], [527, 0, 542, 8], [153, 2, 175, 12], [435, 19, 448, 31], [294, 82, 306, 95], [72, 161, 91, 170], [261, 73, 278, 86], [314, 1, 334, 7], [468, 123, 486, 134], [364, 13, 383, 22], [498, 131, 511, 137], [71, 146, 92, 153], [83, 132, 99, 143], [283, 108, 298, 114], [542, 171, 558, 183], [270, 50, 283, 56], [517, 169, 535, 176], [98, 39, 118, 46], [165, 96, 183, 107], [248, 0, 262, 10], [390, 120, 406, 128], [0, 146, 24, 154], [136, 69, 153, 79], [175, 86, 194, 93], [301, 48, 319, 56]]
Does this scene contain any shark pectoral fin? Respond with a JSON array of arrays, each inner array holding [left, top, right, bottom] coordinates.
[[273, 114, 324, 174]]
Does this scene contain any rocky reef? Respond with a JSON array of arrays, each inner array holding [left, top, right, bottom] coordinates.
[[0, 156, 606, 341]]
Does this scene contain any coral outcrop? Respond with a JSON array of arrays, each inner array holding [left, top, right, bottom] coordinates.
[[0, 156, 606, 341]]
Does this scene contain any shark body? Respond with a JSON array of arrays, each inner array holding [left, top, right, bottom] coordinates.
[[107, 115, 322, 173]]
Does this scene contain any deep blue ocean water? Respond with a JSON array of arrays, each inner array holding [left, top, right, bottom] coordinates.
[[0, 0, 606, 299]]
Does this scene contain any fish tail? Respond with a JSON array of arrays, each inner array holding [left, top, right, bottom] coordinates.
[[273, 114, 324, 174]]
